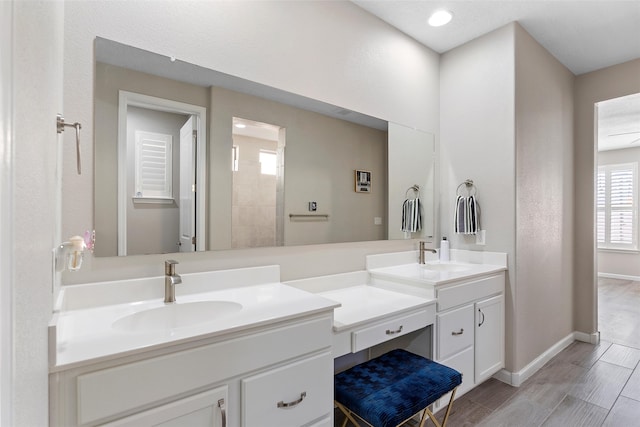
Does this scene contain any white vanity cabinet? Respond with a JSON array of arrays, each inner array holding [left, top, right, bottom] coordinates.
[[475, 294, 505, 383], [102, 385, 229, 427], [50, 313, 334, 427], [434, 273, 505, 405]]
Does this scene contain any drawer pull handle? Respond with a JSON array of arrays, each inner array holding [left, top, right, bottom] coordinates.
[[451, 328, 464, 336], [218, 398, 227, 427], [386, 325, 403, 335], [277, 391, 307, 408]]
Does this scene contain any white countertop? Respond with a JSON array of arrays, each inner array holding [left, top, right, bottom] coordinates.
[[367, 250, 507, 286], [369, 261, 506, 286], [50, 282, 339, 371], [318, 285, 435, 332]]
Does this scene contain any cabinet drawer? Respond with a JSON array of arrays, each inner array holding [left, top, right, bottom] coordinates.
[[242, 352, 333, 427], [436, 273, 504, 311], [437, 305, 474, 360], [352, 309, 432, 353]]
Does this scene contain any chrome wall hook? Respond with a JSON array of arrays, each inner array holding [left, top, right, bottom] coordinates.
[[57, 113, 82, 175]]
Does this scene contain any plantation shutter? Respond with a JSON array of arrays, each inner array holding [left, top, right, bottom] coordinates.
[[597, 163, 637, 250], [134, 131, 173, 200]]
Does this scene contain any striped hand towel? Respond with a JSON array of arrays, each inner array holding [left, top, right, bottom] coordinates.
[[401, 198, 422, 232], [454, 195, 480, 234]]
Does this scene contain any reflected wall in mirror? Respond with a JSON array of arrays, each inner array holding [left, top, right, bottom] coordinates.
[[95, 38, 394, 256]]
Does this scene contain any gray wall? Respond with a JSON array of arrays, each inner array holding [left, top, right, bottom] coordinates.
[[441, 23, 575, 373], [440, 24, 517, 369], [574, 59, 640, 335], [514, 24, 575, 372]]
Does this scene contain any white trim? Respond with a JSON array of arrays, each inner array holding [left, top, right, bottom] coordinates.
[[598, 272, 640, 282], [117, 91, 207, 256], [493, 333, 575, 387], [0, 2, 13, 424], [574, 330, 600, 345]]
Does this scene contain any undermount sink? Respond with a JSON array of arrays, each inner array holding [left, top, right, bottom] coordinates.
[[112, 300, 243, 332], [421, 262, 471, 272]]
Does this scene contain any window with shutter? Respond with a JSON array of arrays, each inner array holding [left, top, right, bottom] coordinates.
[[134, 131, 173, 201], [597, 163, 638, 250]]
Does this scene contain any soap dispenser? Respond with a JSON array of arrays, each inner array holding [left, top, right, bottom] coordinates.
[[54, 235, 87, 272], [440, 237, 450, 262], [67, 235, 86, 271]]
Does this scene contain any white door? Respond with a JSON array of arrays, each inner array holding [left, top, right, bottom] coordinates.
[[179, 116, 196, 252], [475, 294, 505, 383]]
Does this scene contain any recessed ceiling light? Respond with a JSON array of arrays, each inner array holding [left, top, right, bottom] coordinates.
[[234, 123, 247, 129], [428, 10, 453, 27]]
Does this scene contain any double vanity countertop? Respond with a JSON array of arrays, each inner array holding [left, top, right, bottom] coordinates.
[[50, 266, 339, 371], [50, 250, 507, 372]]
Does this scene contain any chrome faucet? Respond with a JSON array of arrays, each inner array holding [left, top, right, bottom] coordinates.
[[419, 241, 437, 264], [164, 260, 182, 303]]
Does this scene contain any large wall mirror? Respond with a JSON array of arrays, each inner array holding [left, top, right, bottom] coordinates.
[[94, 37, 434, 257]]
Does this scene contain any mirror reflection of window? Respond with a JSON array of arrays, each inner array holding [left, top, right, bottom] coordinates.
[[259, 150, 277, 176]]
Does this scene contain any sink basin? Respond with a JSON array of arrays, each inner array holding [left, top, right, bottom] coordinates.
[[421, 262, 471, 272], [112, 301, 243, 332]]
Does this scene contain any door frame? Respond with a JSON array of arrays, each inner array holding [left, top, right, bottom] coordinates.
[[117, 91, 207, 255]]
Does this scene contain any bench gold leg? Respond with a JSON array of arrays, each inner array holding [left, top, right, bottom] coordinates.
[[417, 387, 458, 427], [335, 400, 372, 427]]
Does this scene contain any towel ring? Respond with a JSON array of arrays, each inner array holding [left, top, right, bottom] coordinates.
[[405, 184, 420, 199], [456, 179, 477, 197]]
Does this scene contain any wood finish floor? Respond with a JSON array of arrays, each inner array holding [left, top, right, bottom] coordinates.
[[335, 278, 640, 426], [433, 277, 640, 426]]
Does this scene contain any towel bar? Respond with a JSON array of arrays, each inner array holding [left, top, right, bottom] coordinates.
[[289, 213, 329, 221], [456, 179, 476, 197]]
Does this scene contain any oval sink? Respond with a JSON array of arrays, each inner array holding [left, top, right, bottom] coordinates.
[[422, 262, 471, 272], [112, 301, 243, 332]]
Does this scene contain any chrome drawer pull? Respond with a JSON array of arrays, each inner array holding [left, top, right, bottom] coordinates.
[[385, 325, 403, 335], [218, 398, 226, 427], [277, 391, 307, 408], [451, 328, 464, 336]]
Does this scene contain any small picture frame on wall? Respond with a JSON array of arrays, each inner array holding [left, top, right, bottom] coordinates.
[[355, 170, 372, 193]]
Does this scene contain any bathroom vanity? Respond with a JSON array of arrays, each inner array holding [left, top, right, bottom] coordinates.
[[367, 250, 507, 407], [49, 250, 506, 426], [49, 266, 339, 427]]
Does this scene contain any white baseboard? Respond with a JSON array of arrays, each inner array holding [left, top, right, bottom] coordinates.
[[574, 330, 600, 345], [493, 332, 578, 387], [598, 272, 640, 282]]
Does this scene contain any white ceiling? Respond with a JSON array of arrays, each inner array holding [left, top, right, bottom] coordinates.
[[352, 0, 640, 150], [598, 93, 640, 151], [352, 0, 640, 76]]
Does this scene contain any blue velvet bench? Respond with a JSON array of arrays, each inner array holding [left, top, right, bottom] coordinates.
[[334, 349, 462, 427]]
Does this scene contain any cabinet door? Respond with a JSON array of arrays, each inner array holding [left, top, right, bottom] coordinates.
[[475, 294, 504, 383], [102, 385, 228, 427]]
